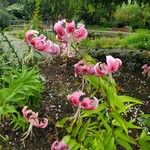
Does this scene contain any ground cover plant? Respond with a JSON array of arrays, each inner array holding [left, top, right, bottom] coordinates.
[[80, 29, 150, 50], [0, 16, 150, 150]]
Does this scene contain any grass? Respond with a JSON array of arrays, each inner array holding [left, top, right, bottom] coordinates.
[[87, 25, 111, 31]]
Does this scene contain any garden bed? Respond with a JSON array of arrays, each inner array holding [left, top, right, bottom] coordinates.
[[1, 49, 150, 149]]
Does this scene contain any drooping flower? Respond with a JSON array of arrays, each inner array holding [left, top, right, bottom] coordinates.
[[22, 106, 48, 128], [30, 36, 51, 52], [21, 106, 48, 144], [67, 91, 85, 106], [74, 60, 95, 77], [142, 64, 150, 77], [80, 97, 98, 110], [106, 55, 122, 73], [74, 25, 88, 42], [47, 43, 61, 56], [94, 55, 122, 76], [51, 140, 69, 150], [25, 30, 60, 56], [25, 30, 39, 45], [94, 63, 108, 76], [67, 91, 98, 110]]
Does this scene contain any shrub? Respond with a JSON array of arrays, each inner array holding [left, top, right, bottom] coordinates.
[[122, 30, 150, 50], [80, 37, 122, 49], [0, 9, 16, 30], [115, 2, 143, 28], [0, 67, 44, 130], [6, 3, 25, 19], [143, 4, 150, 29]]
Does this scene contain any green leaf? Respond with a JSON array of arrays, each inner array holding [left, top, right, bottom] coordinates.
[[104, 133, 116, 150], [83, 55, 96, 64], [81, 102, 107, 118], [116, 139, 132, 150], [119, 96, 142, 105], [98, 113, 111, 131], [112, 112, 128, 134], [63, 135, 71, 144], [78, 119, 90, 141], [0, 105, 17, 116], [68, 139, 80, 150], [63, 136, 83, 149], [125, 121, 141, 129], [114, 128, 136, 144], [93, 138, 105, 150], [56, 117, 68, 128], [138, 131, 150, 150], [140, 114, 150, 118], [72, 120, 82, 137]]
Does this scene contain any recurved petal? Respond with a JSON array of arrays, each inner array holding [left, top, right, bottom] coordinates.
[[66, 21, 76, 34]]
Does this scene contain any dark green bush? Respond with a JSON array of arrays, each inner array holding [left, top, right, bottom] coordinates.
[[80, 37, 122, 49], [0, 9, 16, 30], [6, 3, 25, 19], [115, 2, 142, 28]]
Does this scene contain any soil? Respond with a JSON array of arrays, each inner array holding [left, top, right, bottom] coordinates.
[[0, 54, 150, 150], [0, 57, 80, 150]]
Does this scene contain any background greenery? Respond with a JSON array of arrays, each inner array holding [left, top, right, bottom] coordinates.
[[0, 0, 150, 30]]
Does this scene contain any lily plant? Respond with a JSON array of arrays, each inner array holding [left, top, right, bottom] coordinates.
[[21, 106, 48, 146], [23, 18, 150, 150]]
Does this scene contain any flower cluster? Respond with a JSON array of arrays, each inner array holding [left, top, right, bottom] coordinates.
[[74, 55, 122, 77], [74, 60, 95, 77], [67, 91, 98, 110], [25, 30, 60, 56], [54, 20, 87, 57], [22, 106, 48, 128], [51, 140, 69, 150]]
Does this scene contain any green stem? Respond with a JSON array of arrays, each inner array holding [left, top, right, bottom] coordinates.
[[71, 44, 83, 57], [70, 107, 81, 128]]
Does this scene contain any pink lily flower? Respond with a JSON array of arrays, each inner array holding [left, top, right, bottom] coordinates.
[[66, 21, 76, 34], [25, 30, 39, 45], [22, 106, 48, 128], [54, 20, 87, 57], [54, 20, 87, 41], [106, 55, 122, 73], [51, 140, 69, 150], [67, 91, 85, 106], [46, 42, 61, 56], [31, 36, 50, 52], [74, 25, 88, 42], [21, 106, 48, 143], [54, 20, 66, 37], [80, 97, 98, 110], [67, 91, 98, 110], [94, 63, 108, 76], [25, 30, 60, 56], [94, 55, 122, 76], [74, 60, 95, 77], [142, 64, 150, 77]]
